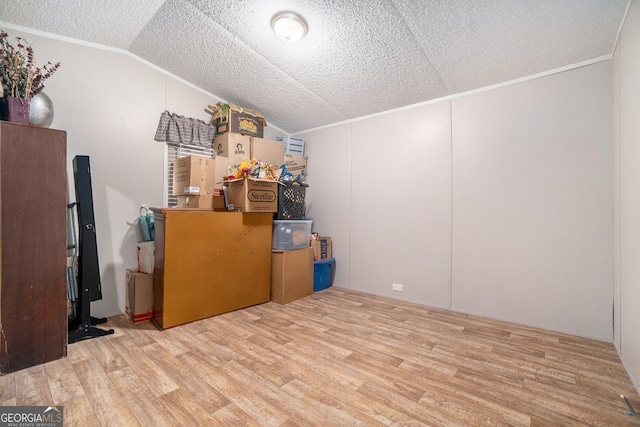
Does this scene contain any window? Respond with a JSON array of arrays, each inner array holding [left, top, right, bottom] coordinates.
[[154, 111, 216, 207]]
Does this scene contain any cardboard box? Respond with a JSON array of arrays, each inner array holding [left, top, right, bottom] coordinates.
[[284, 153, 308, 182], [250, 137, 285, 167], [212, 103, 266, 138], [125, 269, 154, 323], [214, 156, 235, 187], [177, 195, 213, 209], [225, 178, 278, 212], [271, 247, 314, 304], [213, 133, 251, 162], [312, 236, 332, 261], [213, 194, 226, 210], [172, 156, 215, 196]]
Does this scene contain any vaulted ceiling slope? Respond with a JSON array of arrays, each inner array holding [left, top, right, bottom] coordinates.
[[0, 0, 630, 134]]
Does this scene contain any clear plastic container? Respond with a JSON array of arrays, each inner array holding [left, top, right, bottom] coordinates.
[[272, 220, 313, 250]]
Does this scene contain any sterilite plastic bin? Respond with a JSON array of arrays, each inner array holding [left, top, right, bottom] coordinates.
[[271, 220, 313, 250], [314, 257, 335, 292]]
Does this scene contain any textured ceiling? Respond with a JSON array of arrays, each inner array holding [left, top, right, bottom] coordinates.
[[0, 0, 630, 134]]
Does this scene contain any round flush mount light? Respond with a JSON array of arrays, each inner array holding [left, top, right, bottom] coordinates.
[[271, 11, 308, 43]]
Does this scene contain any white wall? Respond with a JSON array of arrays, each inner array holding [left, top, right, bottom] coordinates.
[[300, 102, 453, 305], [348, 103, 452, 307], [451, 62, 613, 339], [613, 23, 622, 354], [299, 61, 614, 341], [2, 26, 222, 317], [613, 0, 640, 391], [297, 125, 352, 289]]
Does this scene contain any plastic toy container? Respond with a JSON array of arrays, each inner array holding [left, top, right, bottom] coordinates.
[[271, 220, 313, 250], [314, 257, 335, 292]]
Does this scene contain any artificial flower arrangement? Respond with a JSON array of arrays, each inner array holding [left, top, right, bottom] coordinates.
[[228, 158, 281, 181], [0, 30, 61, 100]]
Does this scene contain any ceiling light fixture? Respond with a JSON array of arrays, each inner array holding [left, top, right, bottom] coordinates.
[[271, 11, 308, 43]]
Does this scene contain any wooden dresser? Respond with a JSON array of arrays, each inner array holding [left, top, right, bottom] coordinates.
[[0, 122, 67, 374], [152, 210, 272, 329]]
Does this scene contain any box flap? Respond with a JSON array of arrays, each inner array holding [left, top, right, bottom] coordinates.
[[224, 177, 283, 184]]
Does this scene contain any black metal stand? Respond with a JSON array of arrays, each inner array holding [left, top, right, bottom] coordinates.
[[68, 288, 114, 343], [68, 156, 114, 343]]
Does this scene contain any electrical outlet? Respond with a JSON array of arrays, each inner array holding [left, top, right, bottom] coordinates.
[[392, 283, 403, 292]]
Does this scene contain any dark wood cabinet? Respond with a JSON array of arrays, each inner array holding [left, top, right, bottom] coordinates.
[[0, 122, 67, 374]]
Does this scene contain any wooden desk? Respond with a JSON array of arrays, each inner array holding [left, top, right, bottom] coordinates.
[[152, 210, 272, 329]]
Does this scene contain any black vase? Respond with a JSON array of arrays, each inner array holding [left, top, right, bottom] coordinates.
[[0, 96, 9, 122]]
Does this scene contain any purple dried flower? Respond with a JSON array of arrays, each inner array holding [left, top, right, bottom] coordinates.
[[0, 29, 61, 99]]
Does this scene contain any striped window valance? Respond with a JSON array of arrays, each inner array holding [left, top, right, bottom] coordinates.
[[154, 110, 216, 148], [154, 111, 215, 206]]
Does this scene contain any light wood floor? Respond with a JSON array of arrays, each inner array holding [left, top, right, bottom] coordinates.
[[1, 287, 639, 426]]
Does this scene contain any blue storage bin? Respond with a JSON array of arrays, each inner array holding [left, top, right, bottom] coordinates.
[[314, 257, 335, 292]]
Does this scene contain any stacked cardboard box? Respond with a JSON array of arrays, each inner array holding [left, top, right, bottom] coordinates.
[[211, 103, 266, 138], [283, 153, 307, 183], [268, 134, 312, 302], [172, 155, 216, 209], [311, 235, 332, 261], [213, 134, 285, 170], [125, 269, 155, 323], [271, 246, 314, 304], [270, 219, 314, 304], [225, 178, 279, 213], [213, 132, 251, 163], [219, 134, 285, 213], [172, 155, 215, 196], [212, 115, 286, 212]]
